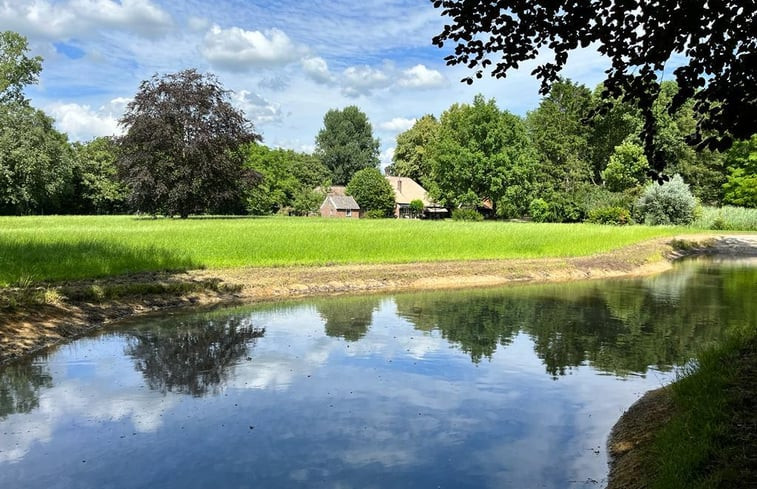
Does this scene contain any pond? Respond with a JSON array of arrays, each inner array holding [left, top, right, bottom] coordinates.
[[1, 258, 755, 488]]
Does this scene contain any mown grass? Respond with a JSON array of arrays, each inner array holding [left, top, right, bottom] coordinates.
[[692, 205, 757, 231], [0, 215, 686, 285], [648, 330, 757, 488]]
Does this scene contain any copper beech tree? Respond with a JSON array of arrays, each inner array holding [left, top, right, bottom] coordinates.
[[431, 0, 756, 177], [117, 69, 261, 218]]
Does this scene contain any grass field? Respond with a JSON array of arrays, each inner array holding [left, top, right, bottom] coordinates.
[[0, 215, 688, 286]]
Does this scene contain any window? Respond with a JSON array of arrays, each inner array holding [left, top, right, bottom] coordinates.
[[346, 209, 352, 217]]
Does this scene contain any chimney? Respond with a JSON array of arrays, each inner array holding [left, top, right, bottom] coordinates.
[[397, 178, 402, 193]]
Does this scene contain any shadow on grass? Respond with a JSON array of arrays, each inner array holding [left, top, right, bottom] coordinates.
[[0, 240, 200, 285]]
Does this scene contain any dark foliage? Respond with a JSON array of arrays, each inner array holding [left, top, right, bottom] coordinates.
[[431, 0, 756, 176], [117, 69, 261, 218]]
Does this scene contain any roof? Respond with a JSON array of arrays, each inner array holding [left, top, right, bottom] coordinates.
[[315, 185, 347, 196], [325, 195, 360, 210], [385, 176, 432, 206]]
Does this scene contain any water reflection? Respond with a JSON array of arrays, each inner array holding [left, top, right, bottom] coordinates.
[[0, 259, 754, 489], [0, 358, 52, 418], [125, 315, 264, 396], [316, 295, 380, 342]]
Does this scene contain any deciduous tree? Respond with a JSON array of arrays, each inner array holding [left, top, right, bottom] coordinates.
[[0, 31, 42, 103], [315, 106, 380, 185], [387, 115, 439, 184], [346, 168, 395, 217], [431, 0, 756, 174], [117, 69, 260, 218]]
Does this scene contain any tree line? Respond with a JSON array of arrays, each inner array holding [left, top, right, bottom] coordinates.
[[1, 30, 754, 220]]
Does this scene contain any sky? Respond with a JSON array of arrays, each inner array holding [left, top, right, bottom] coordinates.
[[1, 0, 611, 167]]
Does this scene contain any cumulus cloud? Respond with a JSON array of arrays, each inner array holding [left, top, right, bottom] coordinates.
[[379, 117, 416, 132], [201, 25, 303, 71], [231, 90, 284, 126], [398, 64, 447, 89], [341, 65, 392, 97], [46, 100, 126, 141], [301, 56, 334, 85], [0, 0, 173, 40]]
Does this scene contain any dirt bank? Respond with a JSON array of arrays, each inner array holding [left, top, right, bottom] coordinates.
[[0, 234, 751, 367]]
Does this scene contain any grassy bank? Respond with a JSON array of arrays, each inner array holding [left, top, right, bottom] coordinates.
[[0, 216, 685, 286], [646, 331, 757, 488]]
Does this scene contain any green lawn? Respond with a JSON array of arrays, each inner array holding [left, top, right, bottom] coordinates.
[[0, 215, 686, 286]]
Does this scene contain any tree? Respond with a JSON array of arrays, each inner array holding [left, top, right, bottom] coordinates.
[[244, 144, 330, 215], [315, 106, 380, 185], [69, 137, 127, 214], [602, 142, 649, 192], [346, 168, 395, 217], [117, 69, 261, 218], [428, 95, 538, 217], [722, 135, 757, 208], [0, 101, 74, 214], [526, 79, 594, 192], [0, 31, 42, 103], [431, 0, 756, 174], [387, 115, 439, 184]]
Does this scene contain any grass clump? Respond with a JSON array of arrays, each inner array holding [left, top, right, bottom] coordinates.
[[647, 331, 757, 488], [692, 205, 757, 231]]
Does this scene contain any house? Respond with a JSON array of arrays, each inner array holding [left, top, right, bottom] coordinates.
[[320, 195, 360, 218], [385, 176, 448, 219]]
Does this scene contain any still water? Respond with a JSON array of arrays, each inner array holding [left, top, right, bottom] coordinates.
[[1, 259, 755, 488]]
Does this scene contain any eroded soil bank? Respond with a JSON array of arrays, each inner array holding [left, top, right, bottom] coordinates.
[[0, 234, 753, 368]]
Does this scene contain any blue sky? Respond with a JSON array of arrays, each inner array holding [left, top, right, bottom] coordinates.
[[1, 0, 610, 166]]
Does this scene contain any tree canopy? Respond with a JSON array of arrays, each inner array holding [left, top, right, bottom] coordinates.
[[428, 94, 538, 217], [386, 114, 439, 184], [431, 0, 756, 174], [346, 168, 395, 217], [315, 106, 380, 185], [117, 69, 261, 218], [0, 31, 42, 103]]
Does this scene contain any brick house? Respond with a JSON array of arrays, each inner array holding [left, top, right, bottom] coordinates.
[[385, 176, 448, 218], [320, 195, 360, 218]]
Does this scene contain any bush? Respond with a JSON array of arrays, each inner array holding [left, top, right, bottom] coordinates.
[[451, 208, 483, 221], [409, 199, 424, 218], [586, 206, 632, 225], [636, 174, 697, 225], [363, 209, 388, 219], [529, 198, 551, 222], [601, 141, 650, 192]]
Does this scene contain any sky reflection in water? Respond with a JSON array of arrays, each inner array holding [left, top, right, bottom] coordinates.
[[1, 259, 754, 488]]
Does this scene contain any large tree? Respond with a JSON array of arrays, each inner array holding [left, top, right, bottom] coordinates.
[[386, 114, 439, 184], [315, 105, 380, 185], [431, 0, 756, 175], [428, 94, 538, 217], [0, 101, 74, 214], [346, 168, 395, 217], [0, 31, 42, 103], [69, 137, 127, 214], [118, 69, 260, 218]]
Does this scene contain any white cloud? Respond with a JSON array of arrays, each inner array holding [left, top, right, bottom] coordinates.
[[231, 90, 284, 126], [0, 0, 173, 39], [187, 16, 210, 32], [379, 117, 416, 132], [201, 25, 303, 71], [46, 100, 124, 141], [380, 146, 395, 170], [301, 56, 334, 85], [341, 65, 391, 97], [398, 64, 447, 89]]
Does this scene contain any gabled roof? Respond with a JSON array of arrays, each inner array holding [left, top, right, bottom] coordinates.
[[326, 195, 360, 210], [386, 176, 432, 206]]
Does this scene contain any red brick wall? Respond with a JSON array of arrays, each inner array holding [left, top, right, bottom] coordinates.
[[320, 201, 359, 218]]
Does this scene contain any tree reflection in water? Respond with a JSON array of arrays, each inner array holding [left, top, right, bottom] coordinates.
[[316, 296, 380, 342], [125, 315, 264, 397], [0, 358, 52, 418]]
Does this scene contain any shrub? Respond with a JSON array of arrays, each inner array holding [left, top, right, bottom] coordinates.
[[529, 198, 552, 223], [601, 141, 650, 192], [451, 208, 483, 221], [362, 209, 387, 219], [346, 168, 395, 216], [409, 199, 424, 218], [636, 174, 697, 225], [586, 206, 632, 225]]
